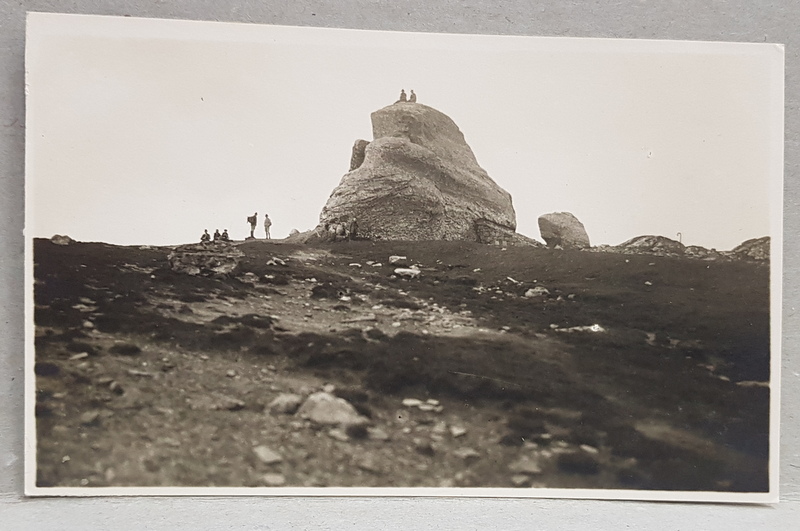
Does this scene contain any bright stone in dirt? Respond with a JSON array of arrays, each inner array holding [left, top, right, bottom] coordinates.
[[296, 392, 368, 426], [508, 456, 542, 475], [262, 473, 286, 486], [524, 286, 550, 298], [253, 445, 283, 465]]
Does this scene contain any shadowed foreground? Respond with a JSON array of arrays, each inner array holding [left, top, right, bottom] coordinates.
[[33, 238, 770, 491]]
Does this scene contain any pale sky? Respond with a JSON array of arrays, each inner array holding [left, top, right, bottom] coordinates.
[[26, 14, 783, 249]]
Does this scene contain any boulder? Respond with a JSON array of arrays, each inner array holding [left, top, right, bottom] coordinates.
[[537, 212, 590, 249], [318, 103, 518, 243], [50, 234, 74, 246], [167, 243, 244, 276], [732, 236, 770, 261], [296, 392, 368, 426]]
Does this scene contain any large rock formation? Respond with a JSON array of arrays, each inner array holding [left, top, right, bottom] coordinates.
[[732, 236, 770, 261], [317, 102, 522, 244], [537, 212, 590, 249]]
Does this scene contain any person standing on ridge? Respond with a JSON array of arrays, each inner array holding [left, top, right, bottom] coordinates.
[[396, 89, 407, 103], [264, 213, 272, 239], [409, 90, 417, 103], [247, 212, 257, 239]]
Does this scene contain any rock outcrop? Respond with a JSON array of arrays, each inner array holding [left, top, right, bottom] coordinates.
[[614, 235, 685, 257], [317, 102, 522, 244], [50, 234, 74, 246], [732, 236, 770, 261], [537, 212, 590, 249], [167, 243, 244, 276]]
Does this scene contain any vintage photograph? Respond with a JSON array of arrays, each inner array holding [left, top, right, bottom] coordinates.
[[25, 13, 782, 500]]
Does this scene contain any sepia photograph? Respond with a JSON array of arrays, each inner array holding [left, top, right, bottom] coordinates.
[[24, 13, 782, 501]]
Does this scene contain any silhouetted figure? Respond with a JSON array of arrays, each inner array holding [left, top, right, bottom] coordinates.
[[200, 229, 211, 244], [396, 89, 407, 103], [348, 217, 358, 241], [221, 229, 230, 242], [264, 213, 272, 239], [247, 212, 257, 239], [409, 90, 417, 103], [213, 229, 221, 242]]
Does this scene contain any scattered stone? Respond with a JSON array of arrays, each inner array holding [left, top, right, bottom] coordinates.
[[341, 314, 378, 323], [328, 428, 349, 442], [391, 322, 402, 328], [262, 473, 286, 486], [213, 395, 246, 411], [349, 263, 362, 268], [450, 426, 467, 438], [389, 255, 410, 267], [80, 410, 101, 426], [253, 445, 283, 465], [511, 474, 532, 487], [736, 380, 770, 388], [426, 399, 440, 406], [453, 447, 480, 461], [402, 398, 424, 408], [266, 257, 287, 266], [296, 392, 368, 426], [268, 393, 303, 415], [82, 320, 95, 329], [125, 369, 152, 378], [367, 427, 390, 441], [355, 455, 382, 474], [524, 286, 550, 298], [68, 352, 89, 361], [226, 370, 237, 378], [580, 444, 600, 454], [394, 268, 421, 279], [508, 456, 542, 475], [555, 324, 606, 333]]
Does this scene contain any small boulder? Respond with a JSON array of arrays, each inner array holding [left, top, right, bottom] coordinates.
[[268, 393, 303, 415], [394, 268, 421, 279], [253, 445, 283, 465], [50, 234, 74, 246], [538, 212, 590, 249], [296, 392, 368, 426], [524, 286, 550, 298]]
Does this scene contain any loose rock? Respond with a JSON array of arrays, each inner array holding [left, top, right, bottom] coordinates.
[[296, 392, 368, 426], [268, 393, 304, 415], [253, 445, 283, 465]]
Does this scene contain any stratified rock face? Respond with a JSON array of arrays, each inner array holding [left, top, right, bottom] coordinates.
[[167, 243, 244, 276], [319, 102, 517, 242], [537, 212, 590, 249], [733, 236, 770, 261], [350, 140, 370, 171]]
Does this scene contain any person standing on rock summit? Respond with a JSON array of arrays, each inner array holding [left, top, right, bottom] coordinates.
[[247, 212, 257, 239], [263, 213, 272, 239], [409, 90, 417, 103], [396, 89, 407, 103]]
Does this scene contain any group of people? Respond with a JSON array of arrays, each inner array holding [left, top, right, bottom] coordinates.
[[247, 212, 272, 239], [198, 211, 273, 244], [200, 228, 230, 244], [396, 89, 417, 103], [324, 217, 358, 242]]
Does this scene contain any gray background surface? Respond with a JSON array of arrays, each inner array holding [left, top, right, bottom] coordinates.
[[1, 1, 797, 529]]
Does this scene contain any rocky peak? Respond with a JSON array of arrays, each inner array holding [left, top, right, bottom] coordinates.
[[317, 102, 519, 243]]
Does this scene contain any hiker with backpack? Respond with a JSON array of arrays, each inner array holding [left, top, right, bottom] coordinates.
[[247, 212, 257, 239]]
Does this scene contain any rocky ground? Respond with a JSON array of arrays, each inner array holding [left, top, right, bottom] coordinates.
[[32, 238, 771, 491]]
